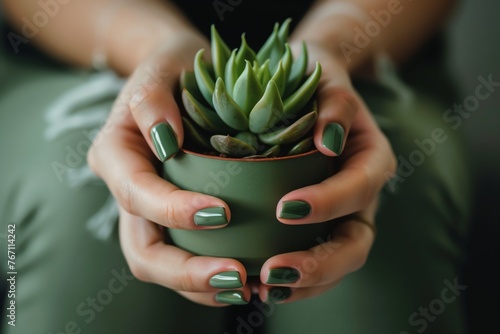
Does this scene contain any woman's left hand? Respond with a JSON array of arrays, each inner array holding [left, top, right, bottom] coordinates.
[[258, 43, 397, 303]]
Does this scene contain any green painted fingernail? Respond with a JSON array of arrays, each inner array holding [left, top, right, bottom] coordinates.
[[268, 287, 292, 303], [322, 122, 345, 155], [266, 268, 300, 284], [215, 290, 248, 305], [150, 122, 178, 162], [194, 207, 228, 226], [209, 271, 243, 289], [279, 201, 311, 219]]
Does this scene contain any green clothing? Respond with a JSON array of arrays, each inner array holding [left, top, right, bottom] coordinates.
[[0, 25, 470, 334]]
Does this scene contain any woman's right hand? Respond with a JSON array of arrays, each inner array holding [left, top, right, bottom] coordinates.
[[88, 31, 251, 306]]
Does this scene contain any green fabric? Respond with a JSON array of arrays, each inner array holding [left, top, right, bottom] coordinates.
[[0, 49, 470, 334]]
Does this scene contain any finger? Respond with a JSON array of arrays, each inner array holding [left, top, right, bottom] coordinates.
[[314, 85, 359, 157], [278, 108, 395, 223], [179, 289, 252, 307], [124, 63, 184, 162], [259, 279, 342, 304], [119, 209, 247, 293], [301, 42, 358, 157], [260, 215, 375, 288], [88, 111, 231, 229]]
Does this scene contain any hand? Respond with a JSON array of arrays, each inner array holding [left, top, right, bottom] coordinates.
[[88, 31, 251, 306], [258, 43, 397, 303]]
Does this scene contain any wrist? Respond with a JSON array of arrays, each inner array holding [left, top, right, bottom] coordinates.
[[95, 0, 206, 75], [291, 1, 377, 77]]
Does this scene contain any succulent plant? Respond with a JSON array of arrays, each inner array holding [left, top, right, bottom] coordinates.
[[180, 19, 322, 158]]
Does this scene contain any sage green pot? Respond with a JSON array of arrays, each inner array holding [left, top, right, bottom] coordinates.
[[162, 149, 335, 276]]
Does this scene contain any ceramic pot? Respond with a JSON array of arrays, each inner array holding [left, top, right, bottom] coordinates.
[[163, 149, 335, 275]]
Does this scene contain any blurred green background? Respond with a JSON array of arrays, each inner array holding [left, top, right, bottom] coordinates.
[[447, 0, 500, 331]]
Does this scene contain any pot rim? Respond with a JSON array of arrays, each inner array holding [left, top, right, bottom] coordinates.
[[178, 148, 322, 162]]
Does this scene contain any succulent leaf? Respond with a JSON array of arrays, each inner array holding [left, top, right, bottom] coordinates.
[[182, 116, 212, 150], [235, 131, 259, 150], [182, 89, 233, 134], [194, 49, 215, 107], [262, 144, 281, 157], [182, 19, 322, 158], [248, 80, 283, 134], [277, 18, 292, 43], [224, 49, 238, 93], [252, 60, 260, 74], [281, 44, 293, 80], [256, 24, 279, 65], [256, 25, 284, 72], [269, 61, 286, 97], [258, 59, 271, 86], [258, 111, 318, 145], [180, 70, 204, 103], [235, 34, 257, 74], [287, 136, 313, 156], [211, 25, 231, 80], [210, 135, 257, 157], [232, 60, 263, 115], [212, 78, 248, 131], [283, 62, 322, 115], [285, 42, 308, 97]]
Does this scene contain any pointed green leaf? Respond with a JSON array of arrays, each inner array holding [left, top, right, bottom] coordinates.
[[249, 80, 283, 133], [182, 116, 212, 150], [224, 49, 238, 94], [180, 70, 204, 103], [194, 49, 215, 107], [235, 34, 257, 74], [287, 136, 313, 156], [212, 78, 248, 131], [258, 59, 271, 86], [256, 23, 279, 64], [252, 60, 260, 74], [284, 62, 321, 115], [232, 60, 263, 115], [285, 42, 308, 97], [277, 18, 292, 43], [210, 135, 257, 157], [281, 43, 293, 80], [256, 26, 284, 72], [258, 111, 317, 145], [262, 144, 281, 157], [211, 25, 231, 80], [182, 89, 233, 134], [269, 61, 286, 97], [235, 131, 259, 150]]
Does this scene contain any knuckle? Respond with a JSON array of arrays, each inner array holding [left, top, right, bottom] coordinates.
[[128, 79, 166, 117], [162, 190, 186, 228], [116, 179, 135, 214], [307, 269, 324, 286], [358, 167, 378, 209], [128, 262, 150, 283], [178, 273, 197, 292], [163, 202, 182, 228], [351, 242, 370, 272]]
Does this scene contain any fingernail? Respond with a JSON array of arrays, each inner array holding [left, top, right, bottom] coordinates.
[[279, 201, 311, 219], [322, 122, 345, 155], [194, 207, 228, 226], [268, 287, 292, 303], [209, 271, 243, 289], [266, 268, 300, 284], [215, 290, 248, 305], [150, 122, 178, 162]]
